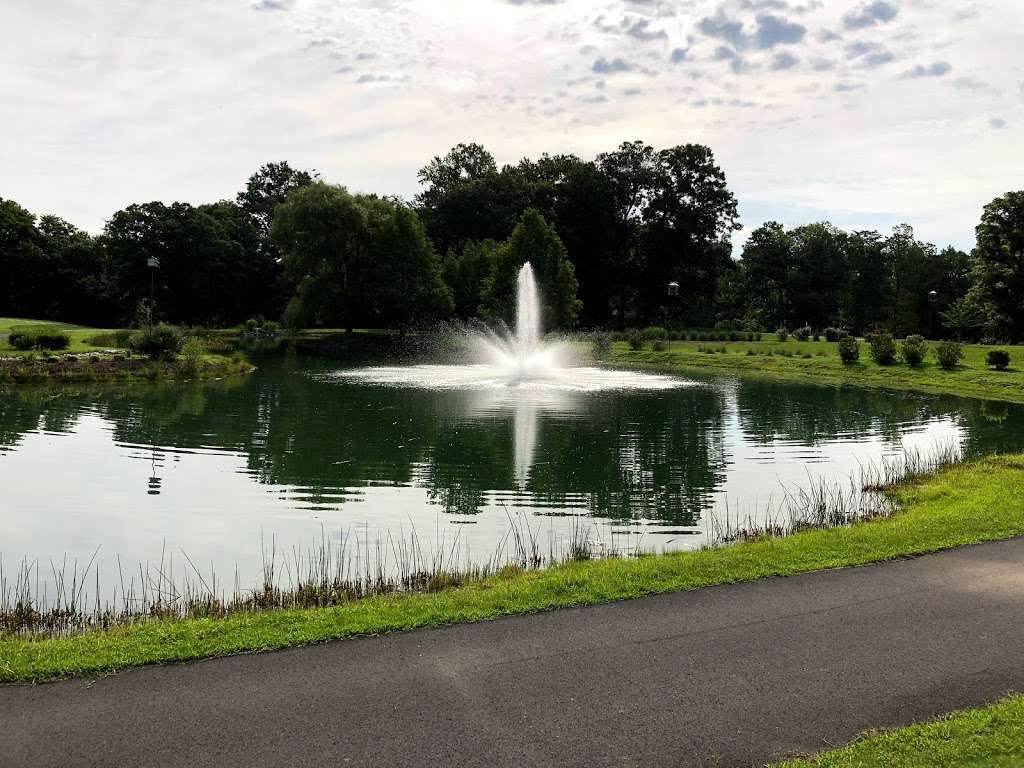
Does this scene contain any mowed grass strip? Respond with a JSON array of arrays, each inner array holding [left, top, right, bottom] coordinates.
[[2, 455, 1023, 683], [611, 339, 1024, 404], [773, 694, 1024, 767]]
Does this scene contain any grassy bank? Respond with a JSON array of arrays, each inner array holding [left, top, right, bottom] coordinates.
[[0, 354, 253, 383], [609, 338, 1024, 404], [0, 317, 255, 382], [774, 694, 1024, 767], [0, 317, 116, 357], [2, 453, 1022, 683]]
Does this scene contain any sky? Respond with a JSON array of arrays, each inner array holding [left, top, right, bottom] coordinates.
[[3, 0, 1022, 252]]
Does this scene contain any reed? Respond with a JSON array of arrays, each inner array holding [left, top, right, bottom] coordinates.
[[0, 442, 966, 640]]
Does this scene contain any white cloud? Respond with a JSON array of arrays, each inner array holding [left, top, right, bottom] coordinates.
[[2, 0, 1022, 253]]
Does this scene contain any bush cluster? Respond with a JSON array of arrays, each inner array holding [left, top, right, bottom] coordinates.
[[8, 325, 71, 351], [837, 335, 860, 364], [987, 349, 1011, 370], [775, 328, 789, 342], [642, 326, 668, 340], [823, 327, 848, 342], [934, 340, 963, 370], [179, 336, 205, 372], [129, 324, 183, 360], [793, 325, 811, 341], [900, 335, 928, 367], [867, 330, 897, 365], [626, 331, 644, 351]]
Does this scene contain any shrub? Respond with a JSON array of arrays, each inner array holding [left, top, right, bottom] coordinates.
[[793, 325, 811, 341], [935, 340, 964, 370], [642, 326, 668, 340], [837, 335, 860, 364], [129, 324, 183, 360], [812, 333, 820, 342], [8, 325, 70, 351], [180, 336, 205, 372], [823, 327, 839, 342], [688, 332, 698, 341], [775, 327, 789, 342], [900, 335, 928, 367], [591, 332, 613, 360], [867, 330, 897, 365], [987, 349, 1011, 370], [626, 331, 644, 351], [651, 339, 667, 352]]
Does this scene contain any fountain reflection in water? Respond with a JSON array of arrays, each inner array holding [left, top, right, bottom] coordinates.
[[342, 263, 689, 484]]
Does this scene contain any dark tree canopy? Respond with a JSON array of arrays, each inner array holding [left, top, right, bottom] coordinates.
[[479, 209, 580, 330], [971, 190, 1024, 341], [272, 184, 451, 331], [0, 153, 1014, 343]]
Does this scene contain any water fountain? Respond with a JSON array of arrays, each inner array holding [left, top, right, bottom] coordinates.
[[340, 263, 687, 484], [344, 262, 685, 394]]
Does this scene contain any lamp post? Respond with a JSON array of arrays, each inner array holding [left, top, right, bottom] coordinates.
[[928, 289, 938, 339], [146, 256, 160, 329]]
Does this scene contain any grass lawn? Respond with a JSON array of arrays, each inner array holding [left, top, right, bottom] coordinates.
[[0, 317, 116, 357], [774, 694, 1024, 767], [2, 453, 1023, 683], [610, 338, 1024, 404]]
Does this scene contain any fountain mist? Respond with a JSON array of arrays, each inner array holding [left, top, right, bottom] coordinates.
[[340, 261, 686, 393]]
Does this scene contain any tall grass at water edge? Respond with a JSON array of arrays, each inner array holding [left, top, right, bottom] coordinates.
[[1, 442, 965, 639]]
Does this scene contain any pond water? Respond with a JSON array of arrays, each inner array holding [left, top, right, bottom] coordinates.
[[2, 352, 1022, 597]]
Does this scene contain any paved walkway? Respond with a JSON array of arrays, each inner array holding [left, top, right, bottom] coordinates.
[[3, 538, 1024, 767]]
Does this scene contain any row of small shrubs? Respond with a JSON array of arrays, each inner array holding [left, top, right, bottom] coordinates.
[[613, 328, 762, 344], [8, 325, 71, 351], [775, 327, 852, 343], [840, 334, 970, 370]]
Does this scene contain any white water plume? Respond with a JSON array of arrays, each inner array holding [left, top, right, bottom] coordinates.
[[344, 263, 687, 394]]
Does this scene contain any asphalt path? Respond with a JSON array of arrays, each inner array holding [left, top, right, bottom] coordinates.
[[3, 538, 1023, 767]]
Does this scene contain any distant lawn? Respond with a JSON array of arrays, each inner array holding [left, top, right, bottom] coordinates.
[[2, 453, 1023, 683], [611, 338, 1024, 404], [774, 694, 1024, 767], [0, 317, 117, 357]]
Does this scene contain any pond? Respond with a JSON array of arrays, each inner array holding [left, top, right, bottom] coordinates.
[[2, 352, 1022, 599]]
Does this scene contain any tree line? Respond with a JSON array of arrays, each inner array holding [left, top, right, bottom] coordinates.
[[1, 143, 1021, 341]]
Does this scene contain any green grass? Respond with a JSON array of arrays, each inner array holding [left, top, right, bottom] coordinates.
[[773, 694, 1024, 767], [2, 454, 1023, 684], [0, 317, 116, 357], [611, 338, 1024, 404]]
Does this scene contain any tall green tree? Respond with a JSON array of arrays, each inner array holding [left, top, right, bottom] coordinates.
[[640, 144, 741, 326], [443, 240, 500, 319], [479, 209, 581, 329], [596, 140, 658, 327], [271, 183, 369, 331], [273, 184, 452, 331], [237, 161, 319, 245], [102, 202, 250, 325], [738, 222, 794, 330], [511, 155, 620, 327], [415, 143, 527, 255], [843, 230, 891, 334], [362, 198, 453, 331], [787, 222, 848, 330], [970, 190, 1024, 341], [0, 198, 44, 317]]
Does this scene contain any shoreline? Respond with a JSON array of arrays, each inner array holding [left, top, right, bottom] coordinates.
[[2, 451, 1022, 683]]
